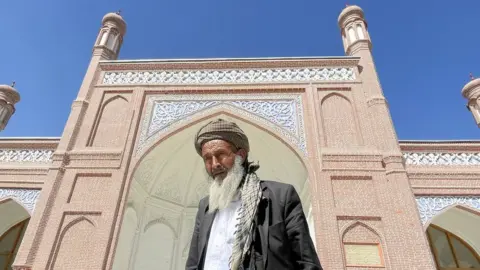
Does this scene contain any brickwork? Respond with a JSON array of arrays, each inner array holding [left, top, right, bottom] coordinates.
[[0, 5, 478, 270]]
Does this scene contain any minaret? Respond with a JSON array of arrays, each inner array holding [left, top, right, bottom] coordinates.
[[93, 11, 127, 60], [0, 82, 20, 131], [58, 11, 127, 149], [462, 74, 480, 127], [338, 5, 399, 152], [338, 5, 371, 56]]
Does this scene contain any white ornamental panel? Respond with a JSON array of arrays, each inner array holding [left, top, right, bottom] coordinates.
[[136, 94, 306, 156], [0, 189, 41, 213], [415, 196, 480, 225], [0, 149, 53, 163], [403, 152, 480, 166], [102, 67, 355, 85]]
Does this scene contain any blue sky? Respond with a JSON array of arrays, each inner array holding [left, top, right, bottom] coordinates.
[[0, 0, 478, 140]]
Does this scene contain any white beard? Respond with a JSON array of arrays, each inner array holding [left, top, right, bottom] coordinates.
[[207, 155, 245, 213]]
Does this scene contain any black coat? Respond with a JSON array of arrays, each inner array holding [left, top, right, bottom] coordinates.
[[186, 180, 322, 270]]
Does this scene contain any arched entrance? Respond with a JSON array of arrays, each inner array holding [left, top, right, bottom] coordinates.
[[0, 198, 30, 270], [426, 206, 480, 269], [113, 113, 314, 270]]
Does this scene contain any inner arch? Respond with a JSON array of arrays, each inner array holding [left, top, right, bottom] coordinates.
[[114, 113, 313, 270], [0, 199, 30, 270]]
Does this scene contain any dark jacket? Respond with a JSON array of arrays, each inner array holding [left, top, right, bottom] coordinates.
[[186, 180, 322, 270]]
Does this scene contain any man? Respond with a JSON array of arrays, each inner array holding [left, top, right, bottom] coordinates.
[[186, 118, 322, 270]]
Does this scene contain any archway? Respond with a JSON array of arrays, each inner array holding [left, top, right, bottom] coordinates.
[[0, 198, 30, 270], [426, 206, 480, 269], [113, 113, 313, 270]]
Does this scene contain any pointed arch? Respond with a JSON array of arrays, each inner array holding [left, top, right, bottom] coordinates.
[[49, 216, 98, 269], [320, 93, 360, 148], [0, 189, 40, 215], [0, 197, 32, 215], [58, 216, 96, 237], [427, 223, 480, 268], [340, 220, 382, 240], [0, 198, 31, 238], [0, 218, 29, 270], [134, 105, 309, 175], [340, 220, 389, 268], [113, 106, 316, 269], [88, 94, 130, 147], [321, 92, 351, 105], [427, 205, 480, 255], [112, 206, 138, 270], [416, 195, 480, 227], [134, 221, 176, 270], [144, 218, 178, 238], [424, 203, 480, 229]]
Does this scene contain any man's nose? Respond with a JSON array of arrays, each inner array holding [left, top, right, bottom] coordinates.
[[212, 157, 222, 169]]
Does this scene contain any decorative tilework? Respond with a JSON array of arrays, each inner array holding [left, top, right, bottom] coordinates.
[[403, 152, 480, 166], [415, 196, 480, 224], [136, 94, 306, 156], [0, 189, 41, 213], [102, 67, 356, 85], [0, 149, 53, 163]]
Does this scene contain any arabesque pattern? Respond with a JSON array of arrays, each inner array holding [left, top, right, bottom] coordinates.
[[0, 149, 53, 163], [0, 189, 41, 212], [403, 152, 480, 166], [415, 196, 480, 224], [102, 67, 356, 85], [137, 94, 306, 156]]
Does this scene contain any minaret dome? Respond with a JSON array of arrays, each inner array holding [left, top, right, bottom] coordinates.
[[461, 75, 480, 128]]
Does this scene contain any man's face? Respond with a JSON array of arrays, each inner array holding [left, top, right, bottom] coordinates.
[[201, 139, 246, 181]]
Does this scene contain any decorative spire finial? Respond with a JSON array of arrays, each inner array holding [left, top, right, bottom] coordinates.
[[11, 81, 15, 88], [116, 9, 122, 15], [470, 73, 475, 81]]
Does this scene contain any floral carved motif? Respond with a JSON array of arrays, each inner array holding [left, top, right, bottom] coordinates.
[[0, 149, 53, 163], [415, 196, 480, 224], [0, 189, 41, 213], [137, 94, 306, 156], [102, 67, 355, 85], [403, 152, 480, 166]]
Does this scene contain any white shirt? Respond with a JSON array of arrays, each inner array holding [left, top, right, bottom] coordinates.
[[203, 198, 242, 270]]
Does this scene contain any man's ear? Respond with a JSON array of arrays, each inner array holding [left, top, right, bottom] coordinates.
[[236, 148, 247, 162]]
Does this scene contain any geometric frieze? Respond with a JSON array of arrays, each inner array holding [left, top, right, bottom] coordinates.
[[415, 196, 480, 225], [403, 152, 480, 166], [102, 67, 356, 85], [0, 149, 54, 163], [136, 93, 307, 156], [0, 188, 41, 213]]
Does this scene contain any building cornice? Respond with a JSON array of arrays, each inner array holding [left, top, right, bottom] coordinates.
[[399, 140, 480, 152], [98, 56, 361, 71]]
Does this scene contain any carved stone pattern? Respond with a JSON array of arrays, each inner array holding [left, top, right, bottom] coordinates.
[[152, 174, 182, 203], [148, 101, 218, 137], [0, 189, 41, 212], [102, 67, 356, 85], [148, 100, 298, 136], [137, 94, 306, 156], [0, 149, 54, 163], [403, 152, 480, 166], [415, 196, 480, 224]]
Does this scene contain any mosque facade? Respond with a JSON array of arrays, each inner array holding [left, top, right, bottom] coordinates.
[[1, 5, 480, 270]]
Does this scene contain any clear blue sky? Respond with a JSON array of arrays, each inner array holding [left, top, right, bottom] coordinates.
[[0, 0, 478, 140]]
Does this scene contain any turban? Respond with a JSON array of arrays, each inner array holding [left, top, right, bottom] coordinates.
[[194, 118, 250, 156]]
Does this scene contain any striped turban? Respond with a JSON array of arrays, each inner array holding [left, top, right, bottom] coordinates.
[[194, 118, 250, 156]]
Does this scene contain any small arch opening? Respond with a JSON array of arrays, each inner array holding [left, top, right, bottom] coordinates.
[[427, 206, 480, 269], [0, 199, 30, 270]]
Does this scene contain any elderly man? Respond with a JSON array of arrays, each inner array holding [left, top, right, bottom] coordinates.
[[186, 118, 322, 270]]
